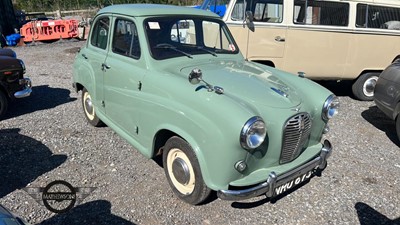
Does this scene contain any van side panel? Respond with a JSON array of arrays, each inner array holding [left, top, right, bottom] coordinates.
[[283, 27, 351, 79], [344, 31, 400, 79]]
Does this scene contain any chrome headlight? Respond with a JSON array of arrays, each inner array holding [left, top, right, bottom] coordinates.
[[322, 95, 339, 121], [240, 116, 267, 150]]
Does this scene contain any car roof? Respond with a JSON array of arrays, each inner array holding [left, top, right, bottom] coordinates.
[[97, 4, 221, 18]]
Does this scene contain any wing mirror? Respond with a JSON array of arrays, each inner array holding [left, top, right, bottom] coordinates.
[[245, 11, 255, 32]]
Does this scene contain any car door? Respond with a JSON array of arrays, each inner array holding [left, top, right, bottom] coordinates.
[[103, 16, 146, 137], [83, 15, 111, 113]]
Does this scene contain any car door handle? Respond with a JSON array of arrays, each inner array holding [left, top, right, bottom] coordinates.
[[275, 36, 285, 42], [81, 54, 88, 59], [102, 63, 111, 70]]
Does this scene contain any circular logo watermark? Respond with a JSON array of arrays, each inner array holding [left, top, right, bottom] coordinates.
[[23, 180, 96, 214], [41, 180, 77, 213]]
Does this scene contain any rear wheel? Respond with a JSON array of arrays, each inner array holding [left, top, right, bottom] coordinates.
[[0, 91, 8, 120], [163, 136, 211, 205], [82, 88, 103, 127], [352, 72, 380, 101]]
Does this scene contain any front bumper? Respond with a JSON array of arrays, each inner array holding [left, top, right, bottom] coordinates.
[[14, 78, 32, 98], [217, 140, 332, 201]]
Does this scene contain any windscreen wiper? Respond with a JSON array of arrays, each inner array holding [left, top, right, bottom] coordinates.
[[155, 43, 193, 58], [197, 46, 217, 57]]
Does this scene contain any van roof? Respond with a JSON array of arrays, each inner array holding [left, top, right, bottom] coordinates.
[[97, 4, 221, 18], [342, 0, 400, 6]]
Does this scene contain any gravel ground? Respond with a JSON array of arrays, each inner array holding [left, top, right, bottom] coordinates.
[[0, 40, 399, 225]]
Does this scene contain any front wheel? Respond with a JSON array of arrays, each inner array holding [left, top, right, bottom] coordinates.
[[352, 72, 380, 101], [81, 88, 103, 127], [0, 91, 8, 120], [163, 136, 211, 205]]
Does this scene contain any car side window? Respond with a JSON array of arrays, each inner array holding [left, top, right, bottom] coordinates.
[[91, 17, 110, 50], [112, 18, 141, 59]]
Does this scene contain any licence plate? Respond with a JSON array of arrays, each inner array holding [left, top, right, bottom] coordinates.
[[274, 170, 313, 196]]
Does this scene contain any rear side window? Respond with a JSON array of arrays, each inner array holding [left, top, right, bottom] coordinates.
[[91, 17, 110, 50], [112, 19, 141, 59], [356, 4, 400, 30], [294, 0, 349, 26]]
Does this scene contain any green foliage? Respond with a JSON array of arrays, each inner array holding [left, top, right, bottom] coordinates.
[[14, 0, 200, 12]]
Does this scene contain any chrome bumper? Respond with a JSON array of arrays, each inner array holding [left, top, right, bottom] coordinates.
[[14, 78, 32, 98], [217, 140, 332, 201]]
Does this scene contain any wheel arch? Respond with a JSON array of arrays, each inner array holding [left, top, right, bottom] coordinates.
[[151, 127, 217, 190], [392, 55, 400, 63], [152, 129, 180, 158], [252, 60, 275, 68], [73, 82, 84, 93], [357, 70, 382, 80]]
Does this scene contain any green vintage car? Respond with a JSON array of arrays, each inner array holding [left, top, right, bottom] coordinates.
[[72, 4, 339, 205]]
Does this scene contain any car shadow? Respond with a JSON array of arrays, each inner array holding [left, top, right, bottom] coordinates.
[[37, 200, 136, 225], [355, 202, 400, 225], [361, 106, 400, 146], [0, 128, 67, 198], [316, 80, 355, 98], [3, 85, 76, 120]]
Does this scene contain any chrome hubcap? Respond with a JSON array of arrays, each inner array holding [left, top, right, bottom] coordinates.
[[363, 76, 378, 97], [166, 148, 195, 195], [172, 157, 191, 185], [83, 92, 95, 120]]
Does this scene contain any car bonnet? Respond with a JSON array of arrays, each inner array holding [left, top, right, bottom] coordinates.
[[178, 60, 303, 109]]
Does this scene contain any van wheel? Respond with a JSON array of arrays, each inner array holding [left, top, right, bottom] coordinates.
[[0, 91, 8, 120], [163, 136, 211, 205], [352, 72, 380, 101], [82, 88, 103, 127]]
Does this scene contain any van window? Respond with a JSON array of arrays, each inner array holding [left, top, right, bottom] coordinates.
[[356, 4, 400, 30], [232, 0, 245, 20], [253, 0, 283, 23], [232, 0, 283, 23], [294, 0, 349, 26]]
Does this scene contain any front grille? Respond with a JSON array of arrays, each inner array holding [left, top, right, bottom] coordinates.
[[280, 113, 312, 164]]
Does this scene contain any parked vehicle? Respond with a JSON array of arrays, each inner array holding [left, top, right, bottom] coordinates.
[[0, 204, 30, 225], [0, 48, 32, 119], [374, 58, 400, 140], [200, 0, 400, 101], [73, 4, 339, 205]]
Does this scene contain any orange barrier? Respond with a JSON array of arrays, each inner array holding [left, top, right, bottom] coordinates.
[[20, 19, 80, 42]]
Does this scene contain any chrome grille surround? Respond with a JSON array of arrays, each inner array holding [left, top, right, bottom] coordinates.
[[280, 113, 312, 164]]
